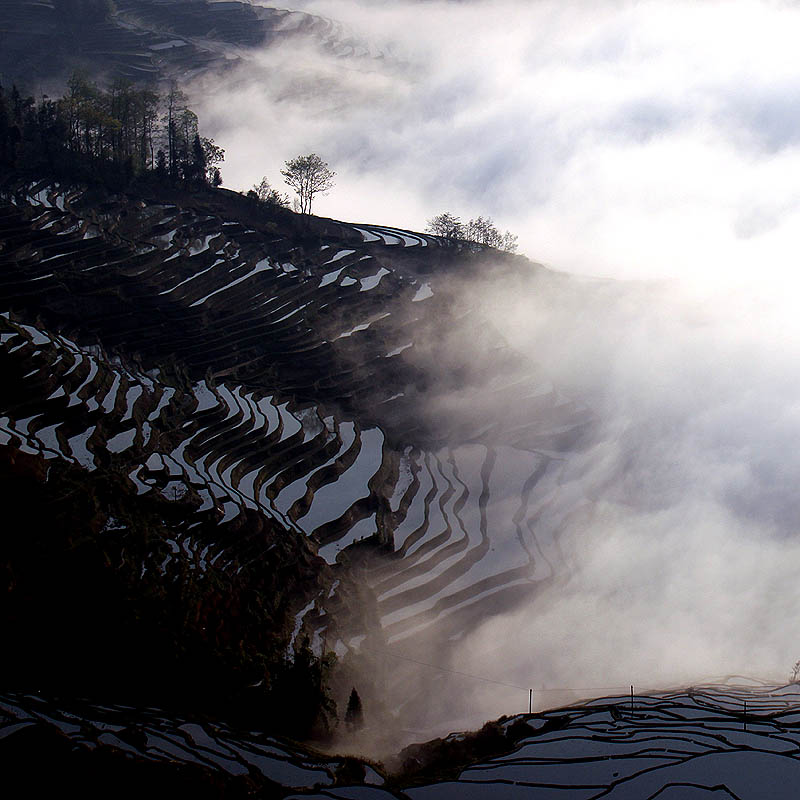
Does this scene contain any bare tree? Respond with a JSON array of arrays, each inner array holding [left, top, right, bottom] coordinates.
[[281, 153, 335, 215], [165, 482, 187, 501], [500, 230, 519, 253], [202, 137, 225, 184], [426, 211, 518, 252], [425, 212, 464, 239], [465, 215, 518, 253]]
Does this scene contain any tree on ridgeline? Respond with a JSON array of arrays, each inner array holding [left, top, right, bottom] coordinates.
[[108, 78, 159, 170], [63, 72, 110, 161], [188, 133, 206, 182], [0, 74, 224, 186], [163, 84, 187, 178], [426, 210, 518, 253], [281, 153, 335, 215], [162, 91, 224, 183], [249, 176, 290, 207], [465, 215, 518, 253], [202, 138, 225, 184], [425, 212, 464, 239]]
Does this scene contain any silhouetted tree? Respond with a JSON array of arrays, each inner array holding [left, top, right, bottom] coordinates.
[[0, 73, 223, 185], [155, 148, 167, 177], [187, 133, 206, 182], [344, 687, 364, 731], [281, 153, 335, 215], [465, 215, 518, 253], [426, 211, 517, 252], [201, 138, 225, 183], [163, 84, 192, 178], [425, 212, 464, 239], [252, 176, 289, 207], [271, 637, 338, 739], [108, 78, 158, 171], [10, 85, 26, 125]]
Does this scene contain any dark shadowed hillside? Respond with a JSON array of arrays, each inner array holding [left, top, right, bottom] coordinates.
[[5, 4, 800, 798], [0, 163, 599, 750], [0, 0, 384, 88]]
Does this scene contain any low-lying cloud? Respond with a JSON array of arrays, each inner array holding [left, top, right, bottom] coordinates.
[[427, 267, 799, 718], [357, 271, 800, 739], [196, 0, 800, 286]]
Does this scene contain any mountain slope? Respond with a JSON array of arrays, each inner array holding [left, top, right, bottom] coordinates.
[[0, 0, 386, 87], [5, 682, 800, 799], [0, 171, 598, 737]]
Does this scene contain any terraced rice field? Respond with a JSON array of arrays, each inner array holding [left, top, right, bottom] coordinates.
[[0, 690, 386, 790], [5, 683, 800, 798], [395, 684, 800, 800], [0, 0, 391, 85], [0, 178, 594, 673]]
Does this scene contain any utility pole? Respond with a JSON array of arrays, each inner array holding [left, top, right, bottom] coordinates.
[[630, 685, 634, 716], [529, 688, 532, 714]]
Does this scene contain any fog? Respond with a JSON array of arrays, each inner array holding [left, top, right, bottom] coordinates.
[[323, 268, 800, 746], [196, 0, 800, 286], [191, 0, 800, 736], [453, 274, 800, 721]]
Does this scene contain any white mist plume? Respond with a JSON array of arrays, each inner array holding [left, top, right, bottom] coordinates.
[[327, 267, 800, 748], [195, 0, 800, 286], [441, 272, 800, 726]]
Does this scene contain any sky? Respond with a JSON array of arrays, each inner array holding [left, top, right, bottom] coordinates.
[[196, 0, 800, 288]]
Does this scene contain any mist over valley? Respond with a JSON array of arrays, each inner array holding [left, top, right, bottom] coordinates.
[[2, 2, 800, 797]]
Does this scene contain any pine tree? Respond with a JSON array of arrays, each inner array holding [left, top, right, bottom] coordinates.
[[191, 133, 206, 183]]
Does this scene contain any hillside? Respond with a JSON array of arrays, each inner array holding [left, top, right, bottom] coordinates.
[[3, 2, 800, 798], [2, 102, 799, 800], [0, 0, 382, 88], [6, 682, 800, 797], [0, 166, 599, 740]]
